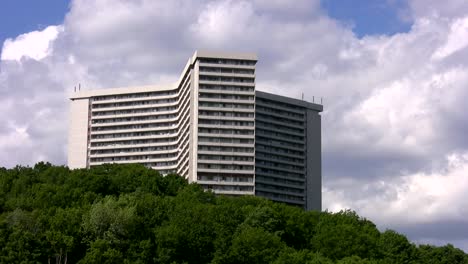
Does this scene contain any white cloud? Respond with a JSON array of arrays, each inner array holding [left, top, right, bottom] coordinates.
[[432, 16, 468, 60], [190, 1, 257, 46], [326, 152, 468, 222], [1, 26, 63, 61], [409, 0, 468, 20]]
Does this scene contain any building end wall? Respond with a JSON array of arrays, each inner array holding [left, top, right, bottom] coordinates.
[[188, 63, 199, 183], [306, 109, 322, 211], [68, 98, 89, 169]]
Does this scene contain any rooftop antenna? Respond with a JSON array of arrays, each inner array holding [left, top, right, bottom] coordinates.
[[302, 92, 304, 100], [79, 83, 81, 91]]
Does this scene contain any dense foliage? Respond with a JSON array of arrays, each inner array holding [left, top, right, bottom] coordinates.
[[0, 163, 467, 264]]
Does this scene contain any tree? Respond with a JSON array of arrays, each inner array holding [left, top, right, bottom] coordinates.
[[1, 163, 468, 263], [417, 244, 468, 264], [311, 210, 381, 260], [214, 225, 286, 264]]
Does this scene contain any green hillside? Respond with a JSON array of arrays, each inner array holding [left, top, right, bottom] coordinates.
[[0, 163, 466, 263]]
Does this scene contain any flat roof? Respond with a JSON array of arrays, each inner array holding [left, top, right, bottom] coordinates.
[[256, 90, 323, 112], [69, 84, 176, 100], [193, 50, 257, 62]]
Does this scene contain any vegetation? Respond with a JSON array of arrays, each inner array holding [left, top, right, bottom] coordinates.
[[0, 162, 466, 263]]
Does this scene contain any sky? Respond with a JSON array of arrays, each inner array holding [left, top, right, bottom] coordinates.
[[1, 0, 468, 252]]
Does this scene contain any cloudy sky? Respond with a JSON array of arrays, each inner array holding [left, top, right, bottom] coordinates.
[[1, 0, 468, 251]]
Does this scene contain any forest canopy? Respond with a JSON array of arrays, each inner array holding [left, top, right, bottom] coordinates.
[[0, 162, 467, 263]]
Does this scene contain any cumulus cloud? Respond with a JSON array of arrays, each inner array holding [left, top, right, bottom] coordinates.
[[409, 0, 468, 19], [432, 16, 468, 60], [1, 0, 468, 251], [1, 26, 62, 61], [325, 152, 468, 223], [324, 151, 468, 249]]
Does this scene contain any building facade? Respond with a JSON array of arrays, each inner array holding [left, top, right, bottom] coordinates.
[[68, 51, 322, 210]]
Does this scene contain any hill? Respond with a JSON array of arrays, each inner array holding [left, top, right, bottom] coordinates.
[[0, 162, 467, 263]]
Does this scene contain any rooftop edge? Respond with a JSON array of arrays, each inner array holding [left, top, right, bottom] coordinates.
[[256, 90, 323, 112], [193, 50, 258, 62], [69, 84, 177, 100]]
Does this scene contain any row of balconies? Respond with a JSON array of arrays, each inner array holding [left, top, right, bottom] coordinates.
[[255, 146, 304, 159], [256, 152, 304, 165], [256, 114, 305, 130], [256, 160, 305, 173], [198, 59, 255, 67], [256, 98, 305, 113], [93, 96, 177, 107], [198, 93, 254, 101], [197, 159, 254, 166], [197, 150, 254, 157], [89, 121, 178, 133], [198, 88, 254, 96], [198, 155, 254, 163], [91, 116, 178, 128], [255, 165, 305, 179], [255, 175, 305, 189], [256, 183, 305, 196], [198, 71, 255, 80], [198, 163, 254, 171], [90, 145, 178, 155], [92, 91, 179, 105], [199, 83, 254, 92], [92, 106, 178, 118], [197, 132, 253, 138], [198, 136, 254, 144], [255, 128, 304, 142], [92, 100, 178, 113], [89, 155, 178, 166], [90, 130, 177, 142], [90, 140, 177, 150], [256, 137, 305, 151], [255, 190, 304, 205], [198, 79, 254, 88], [198, 106, 253, 113], [90, 133, 176, 143], [198, 97, 255, 105], [256, 120, 304, 136], [255, 106, 304, 121], [199, 66, 254, 75], [89, 148, 178, 158], [198, 111, 254, 119]]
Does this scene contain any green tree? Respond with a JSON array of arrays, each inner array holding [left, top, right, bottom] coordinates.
[[1, 163, 468, 263], [312, 210, 381, 260], [214, 225, 286, 264], [378, 229, 417, 263], [417, 244, 468, 264]]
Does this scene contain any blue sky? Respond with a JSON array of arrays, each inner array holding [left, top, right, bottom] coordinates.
[[321, 0, 412, 37], [0, 0, 70, 44]]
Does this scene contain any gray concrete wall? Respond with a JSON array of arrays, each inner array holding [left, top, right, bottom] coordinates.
[[306, 109, 322, 211]]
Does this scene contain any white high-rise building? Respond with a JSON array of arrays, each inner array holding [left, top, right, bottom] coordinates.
[[68, 51, 322, 210]]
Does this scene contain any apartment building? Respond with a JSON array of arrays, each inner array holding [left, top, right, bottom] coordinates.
[[68, 51, 322, 210]]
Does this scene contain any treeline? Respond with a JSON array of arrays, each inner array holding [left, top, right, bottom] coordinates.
[[0, 163, 467, 264]]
